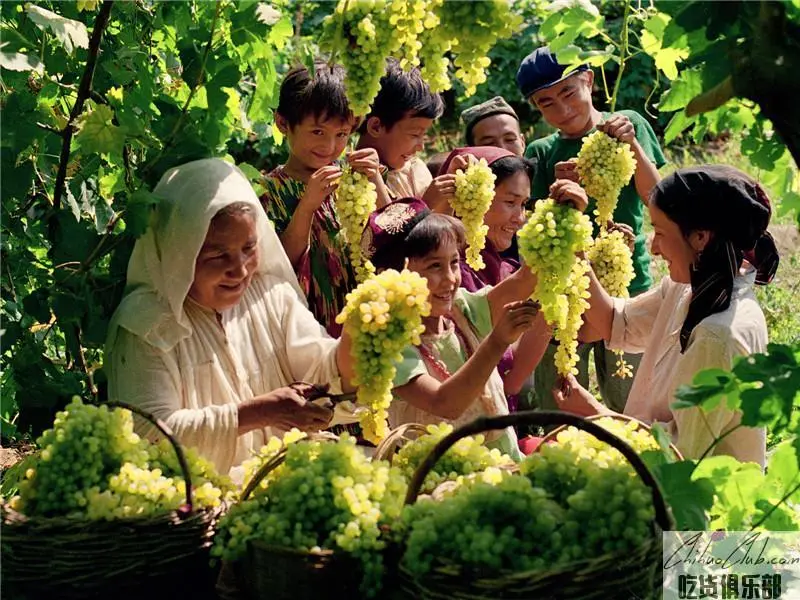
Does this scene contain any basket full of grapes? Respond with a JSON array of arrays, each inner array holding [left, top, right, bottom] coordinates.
[[393, 411, 673, 600], [213, 431, 408, 600], [1, 398, 232, 600]]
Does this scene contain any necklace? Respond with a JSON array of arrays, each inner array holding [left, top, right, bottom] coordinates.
[[417, 319, 471, 381]]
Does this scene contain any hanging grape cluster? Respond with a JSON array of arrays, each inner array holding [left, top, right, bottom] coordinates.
[[9, 398, 233, 520], [418, 0, 521, 96], [335, 269, 431, 443], [587, 230, 636, 377], [212, 434, 407, 597], [320, 1, 401, 117], [451, 158, 496, 271], [335, 165, 377, 282], [517, 200, 594, 376], [575, 130, 637, 227]]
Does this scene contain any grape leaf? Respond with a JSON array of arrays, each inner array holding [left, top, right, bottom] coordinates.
[[658, 68, 703, 112], [0, 46, 44, 74], [75, 104, 126, 157], [26, 5, 89, 54], [651, 460, 714, 530]]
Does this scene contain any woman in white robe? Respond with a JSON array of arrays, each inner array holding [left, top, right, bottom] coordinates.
[[106, 158, 354, 474]]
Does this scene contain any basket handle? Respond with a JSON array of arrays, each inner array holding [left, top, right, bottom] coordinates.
[[404, 410, 672, 532], [107, 401, 194, 512], [373, 423, 429, 463]]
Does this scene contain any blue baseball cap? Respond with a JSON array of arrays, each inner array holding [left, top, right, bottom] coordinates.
[[516, 47, 590, 99]]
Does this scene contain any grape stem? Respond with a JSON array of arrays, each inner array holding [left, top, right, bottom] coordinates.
[[609, 0, 632, 113]]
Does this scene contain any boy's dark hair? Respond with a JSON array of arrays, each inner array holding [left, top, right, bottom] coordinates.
[[372, 214, 466, 272], [490, 156, 537, 187], [277, 62, 352, 127], [362, 59, 444, 131]]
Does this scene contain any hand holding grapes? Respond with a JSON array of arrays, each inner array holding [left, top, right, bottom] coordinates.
[[302, 165, 342, 212], [598, 114, 636, 145], [554, 159, 580, 183], [549, 179, 589, 213], [347, 148, 382, 181], [423, 173, 458, 213], [607, 221, 636, 252], [489, 300, 540, 347]]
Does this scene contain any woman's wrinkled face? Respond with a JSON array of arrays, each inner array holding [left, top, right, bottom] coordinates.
[[485, 170, 529, 252], [189, 210, 259, 312], [649, 201, 701, 284], [407, 238, 461, 318]]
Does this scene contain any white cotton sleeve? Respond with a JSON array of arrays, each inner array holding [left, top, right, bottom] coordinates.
[[273, 280, 344, 394], [608, 280, 666, 354], [107, 328, 239, 473]]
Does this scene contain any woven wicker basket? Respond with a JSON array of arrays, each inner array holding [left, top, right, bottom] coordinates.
[[373, 423, 430, 462], [1, 402, 223, 600], [395, 410, 673, 600], [232, 432, 362, 600], [541, 412, 684, 460]]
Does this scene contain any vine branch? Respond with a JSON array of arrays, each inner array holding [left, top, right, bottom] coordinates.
[[51, 0, 115, 211], [609, 0, 632, 112]]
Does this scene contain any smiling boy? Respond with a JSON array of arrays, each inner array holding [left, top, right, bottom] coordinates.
[[517, 46, 666, 413]]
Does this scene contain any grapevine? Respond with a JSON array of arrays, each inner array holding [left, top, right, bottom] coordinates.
[[575, 130, 637, 228], [212, 434, 407, 597], [9, 398, 232, 520], [452, 158, 496, 271], [587, 230, 636, 377], [335, 165, 377, 282], [335, 269, 431, 443], [517, 199, 593, 376], [321, 0, 401, 117], [392, 423, 513, 494]]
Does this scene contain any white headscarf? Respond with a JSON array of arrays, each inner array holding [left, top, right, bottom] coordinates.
[[107, 158, 303, 353]]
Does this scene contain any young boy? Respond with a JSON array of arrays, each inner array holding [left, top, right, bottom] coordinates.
[[356, 59, 454, 213], [461, 95, 526, 156], [261, 62, 386, 337], [516, 46, 667, 414]]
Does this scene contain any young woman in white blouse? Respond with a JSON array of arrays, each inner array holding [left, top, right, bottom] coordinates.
[[106, 159, 358, 475], [555, 165, 780, 466]]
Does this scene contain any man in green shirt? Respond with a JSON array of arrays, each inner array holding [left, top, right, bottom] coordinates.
[[517, 46, 666, 413]]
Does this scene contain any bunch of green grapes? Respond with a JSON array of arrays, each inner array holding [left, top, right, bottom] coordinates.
[[240, 428, 309, 493], [393, 423, 513, 494], [212, 434, 407, 597], [452, 158, 496, 271], [418, 19, 453, 93], [400, 475, 565, 577], [388, 0, 438, 68], [517, 199, 593, 376], [522, 439, 655, 558], [335, 165, 377, 282], [575, 131, 636, 228], [321, 0, 400, 116], [335, 269, 431, 443], [587, 230, 636, 377], [9, 398, 232, 519], [553, 258, 591, 377], [439, 0, 522, 96]]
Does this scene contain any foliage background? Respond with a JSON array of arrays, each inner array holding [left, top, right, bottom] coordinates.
[[1, 0, 798, 442]]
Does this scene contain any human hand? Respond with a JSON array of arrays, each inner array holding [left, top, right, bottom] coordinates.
[[551, 374, 605, 417], [550, 179, 589, 213], [597, 113, 635, 144], [251, 386, 334, 431], [423, 173, 458, 213], [445, 152, 476, 175], [490, 299, 540, 347], [554, 159, 580, 183], [606, 221, 636, 252], [301, 165, 342, 212], [347, 148, 382, 180]]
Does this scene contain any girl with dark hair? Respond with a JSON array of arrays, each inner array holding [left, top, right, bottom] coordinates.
[[555, 165, 780, 466], [362, 198, 556, 460]]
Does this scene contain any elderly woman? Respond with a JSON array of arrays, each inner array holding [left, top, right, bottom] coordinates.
[[556, 165, 780, 466], [106, 158, 356, 474]]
